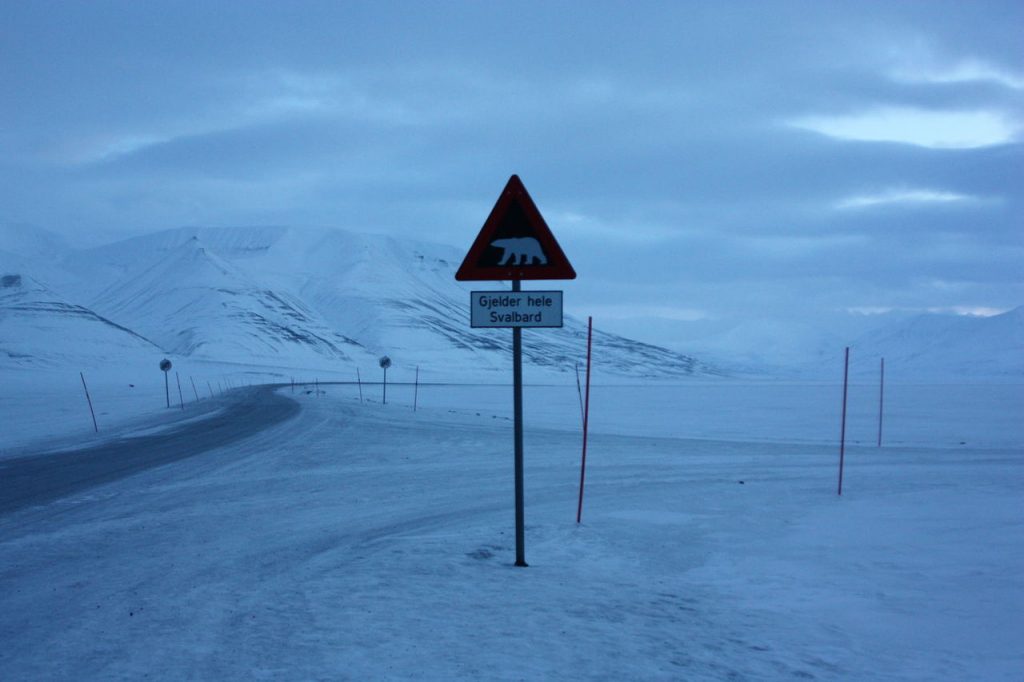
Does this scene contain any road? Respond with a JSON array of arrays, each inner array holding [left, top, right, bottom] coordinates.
[[0, 386, 300, 515]]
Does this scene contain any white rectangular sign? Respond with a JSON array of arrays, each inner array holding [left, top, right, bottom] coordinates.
[[470, 291, 563, 328]]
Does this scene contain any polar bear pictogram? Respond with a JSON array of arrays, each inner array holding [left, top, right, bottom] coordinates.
[[490, 237, 548, 266]]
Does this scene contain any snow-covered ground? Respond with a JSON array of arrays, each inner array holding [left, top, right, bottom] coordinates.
[[1, 379, 1021, 679], [4, 361, 1020, 455], [0, 361, 360, 455]]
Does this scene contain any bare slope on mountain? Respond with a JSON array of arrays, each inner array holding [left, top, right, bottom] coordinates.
[[67, 226, 717, 379], [87, 236, 364, 364], [0, 273, 160, 368]]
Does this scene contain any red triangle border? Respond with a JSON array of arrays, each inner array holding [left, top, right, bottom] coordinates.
[[455, 175, 577, 281]]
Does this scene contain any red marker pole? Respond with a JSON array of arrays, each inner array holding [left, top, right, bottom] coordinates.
[[877, 357, 885, 448], [576, 316, 593, 524], [838, 347, 850, 496]]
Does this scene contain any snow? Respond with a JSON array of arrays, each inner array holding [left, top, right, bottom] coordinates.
[[1, 224, 716, 381], [7, 368, 1018, 457], [1, 223, 1021, 678], [1, 378, 1021, 680], [0, 363, 299, 455], [619, 307, 1024, 381]]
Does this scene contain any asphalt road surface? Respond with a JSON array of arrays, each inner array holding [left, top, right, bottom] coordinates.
[[0, 386, 300, 516]]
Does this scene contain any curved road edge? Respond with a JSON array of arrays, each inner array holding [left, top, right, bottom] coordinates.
[[0, 385, 301, 516]]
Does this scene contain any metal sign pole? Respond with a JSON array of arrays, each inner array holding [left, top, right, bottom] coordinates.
[[455, 175, 576, 569], [160, 359, 172, 407], [512, 279, 527, 567], [379, 356, 391, 405]]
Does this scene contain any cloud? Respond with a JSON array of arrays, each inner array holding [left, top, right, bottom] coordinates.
[[848, 305, 1009, 317], [547, 211, 679, 245], [789, 107, 1021, 148], [37, 66, 448, 166], [931, 306, 1010, 316], [66, 134, 174, 165], [1, 1, 1020, 349], [739, 233, 869, 258], [890, 57, 1024, 90], [584, 304, 708, 322], [834, 189, 976, 210]]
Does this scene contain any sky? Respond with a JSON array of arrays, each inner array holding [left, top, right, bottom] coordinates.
[[2, 0, 1022, 341]]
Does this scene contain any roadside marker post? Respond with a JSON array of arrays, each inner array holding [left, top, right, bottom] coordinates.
[[456, 174, 576, 567], [414, 366, 420, 412], [838, 347, 850, 496], [80, 371, 98, 433], [176, 372, 184, 410], [576, 316, 593, 524]]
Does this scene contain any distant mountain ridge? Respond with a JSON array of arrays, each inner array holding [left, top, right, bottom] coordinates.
[[1, 225, 718, 380], [5, 224, 1016, 381], [838, 306, 1023, 380], [655, 307, 1023, 380]]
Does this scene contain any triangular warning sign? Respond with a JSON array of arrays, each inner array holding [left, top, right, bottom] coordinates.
[[455, 175, 576, 281]]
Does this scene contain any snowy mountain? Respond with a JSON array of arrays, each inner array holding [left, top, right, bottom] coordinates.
[[1, 226, 717, 380], [838, 306, 1024, 380], [648, 306, 1023, 381], [0, 272, 160, 368], [648, 315, 867, 376], [87, 236, 364, 364], [0, 223, 71, 262], [10, 223, 1013, 382]]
